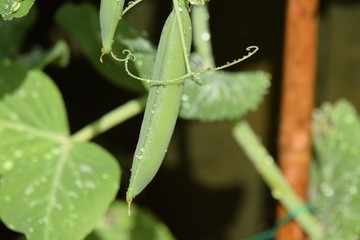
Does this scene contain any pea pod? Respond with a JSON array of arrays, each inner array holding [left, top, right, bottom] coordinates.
[[126, 0, 192, 205], [99, 0, 125, 59]]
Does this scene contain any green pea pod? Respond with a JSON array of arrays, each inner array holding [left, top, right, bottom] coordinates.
[[126, 0, 191, 205], [99, 0, 125, 58]]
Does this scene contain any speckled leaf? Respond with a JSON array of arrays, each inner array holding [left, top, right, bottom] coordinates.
[[179, 71, 271, 121], [55, 3, 156, 93], [86, 201, 175, 240], [0, 0, 35, 20], [310, 99, 360, 239], [0, 61, 120, 240]]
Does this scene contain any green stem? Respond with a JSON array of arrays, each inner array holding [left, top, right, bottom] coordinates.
[[72, 96, 147, 142], [192, 4, 215, 68], [232, 120, 323, 240]]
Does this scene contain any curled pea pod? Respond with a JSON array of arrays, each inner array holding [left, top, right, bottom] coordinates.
[[126, 0, 192, 207], [99, 0, 125, 60]]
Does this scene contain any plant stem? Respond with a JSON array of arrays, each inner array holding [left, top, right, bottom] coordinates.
[[192, 4, 215, 68], [232, 120, 322, 240], [72, 96, 147, 142], [193, 5, 322, 238]]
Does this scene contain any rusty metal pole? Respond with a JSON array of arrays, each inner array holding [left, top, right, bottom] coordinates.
[[276, 0, 319, 239]]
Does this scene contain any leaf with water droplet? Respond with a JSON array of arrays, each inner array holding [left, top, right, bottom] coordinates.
[[179, 71, 271, 121], [0, 0, 35, 20], [0, 60, 121, 240], [310, 99, 360, 239]]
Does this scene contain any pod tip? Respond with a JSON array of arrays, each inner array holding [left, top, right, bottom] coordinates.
[[127, 197, 132, 216]]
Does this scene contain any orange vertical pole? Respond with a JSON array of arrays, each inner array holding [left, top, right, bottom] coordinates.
[[276, 0, 319, 239]]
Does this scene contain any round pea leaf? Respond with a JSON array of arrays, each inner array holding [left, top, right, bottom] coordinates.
[[0, 60, 120, 240], [179, 71, 271, 121]]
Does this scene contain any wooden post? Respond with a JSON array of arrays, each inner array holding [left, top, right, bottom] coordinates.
[[277, 0, 319, 239]]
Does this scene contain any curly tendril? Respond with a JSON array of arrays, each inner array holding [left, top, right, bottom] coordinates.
[[111, 46, 259, 85]]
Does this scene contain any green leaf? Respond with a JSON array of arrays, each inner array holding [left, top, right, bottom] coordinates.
[[86, 201, 175, 240], [310, 99, 360, 239], [0, 60, 120, 240], [179, 71, 271, 121], [55, 3, 156, 93], [17, 40, 70, 69], [0, 8, 36, 57], [0, 0, 35, 20]]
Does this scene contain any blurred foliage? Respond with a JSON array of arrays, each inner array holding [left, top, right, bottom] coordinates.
[[311, 99, 360, 239]]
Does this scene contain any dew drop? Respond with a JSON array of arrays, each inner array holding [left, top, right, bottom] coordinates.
[[84, 181, 96, 189], [102, 173, 109, 179], [201, 32, 211, 41], [9, 113, 19, 121], [181, 94, 189, 101], [24, 186, 34, 196], [31, 91, 39, 99], [44, 152, 52, 160], [14, 150, 23, 158], [75, 179, 83, 188], [40, 176, 47, 183], [68, 191, 79, 199], [4, 195, 11, 202], [79, 164, 93, 173], [2, 160, 13, 171], [349, 186, 357, 195], [271, 189, 282, 200], [50, 147, 61, 156], [182, 102, 191, 109], [320, 183, 334, 197]]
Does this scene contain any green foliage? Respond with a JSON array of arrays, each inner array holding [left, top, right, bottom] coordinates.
[[180, 71, 271, 121], [0, 60, 120, 240], [0, 1, 278, 239], [311, 99, 360, 239], [0, 0, 35, 20], [86, 201, 175, 240], [16, 40, 70, 69], [55, 3, 154, 94], [0, 8, 36, 57]]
